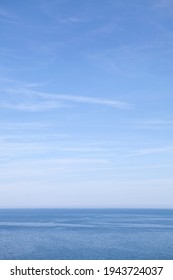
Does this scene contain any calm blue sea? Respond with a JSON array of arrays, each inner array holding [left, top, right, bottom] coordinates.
[[0, 208, 173, 260]]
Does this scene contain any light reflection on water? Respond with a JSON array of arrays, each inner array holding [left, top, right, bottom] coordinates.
[[0, 208, 173, 259]]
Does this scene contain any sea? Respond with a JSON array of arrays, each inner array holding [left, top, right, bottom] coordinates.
[[0, 208, 173, 260]]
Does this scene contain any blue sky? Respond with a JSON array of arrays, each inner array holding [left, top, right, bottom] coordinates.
[[1, 0, 173, 208]]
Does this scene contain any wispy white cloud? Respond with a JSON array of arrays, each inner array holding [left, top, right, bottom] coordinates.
[[136, 119, 173, 125], [129, 146, 173, 157], [88, 35, 173, 79], [125, 119, 173, 129], [0, 121, 51, 130], [0, 47, 30, 61], [156, 0, 173, 10], [88, 17, 122, 36], [0, 100, 64, 112], [0, 76, 52, 90], [57, 16, 86, 24], [0, 6, 19, 24], [4, 88, 133, 110], [0, 156, 108, 182], [0, 139, 110, 157], [0, 77, 16, 83], [45, 93, 131, 109]]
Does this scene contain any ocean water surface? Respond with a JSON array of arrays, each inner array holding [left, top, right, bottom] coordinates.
[[0, 208, 173, 259]]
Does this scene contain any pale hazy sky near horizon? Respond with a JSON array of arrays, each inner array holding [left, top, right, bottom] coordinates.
[[1, 0, 173, 208]]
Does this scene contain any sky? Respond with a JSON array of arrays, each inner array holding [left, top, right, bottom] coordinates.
[[0, 0, 173, 208]]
